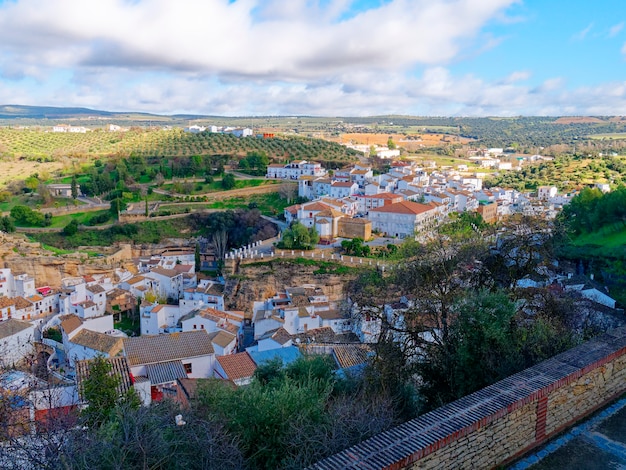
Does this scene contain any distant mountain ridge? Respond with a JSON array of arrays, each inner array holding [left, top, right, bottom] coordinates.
[[0, 104, 122, 119]]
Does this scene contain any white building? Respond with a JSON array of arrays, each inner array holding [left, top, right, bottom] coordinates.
[[123, 331, 216, 405], [368, 201, 443, 238], [144, 267, 184, 301], [0, 319, 35, 368], [266, 161, 326, 179]]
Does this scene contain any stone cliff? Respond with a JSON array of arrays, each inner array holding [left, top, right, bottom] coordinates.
[[0, 233, 136, 287], [223, 259, 357, 312]]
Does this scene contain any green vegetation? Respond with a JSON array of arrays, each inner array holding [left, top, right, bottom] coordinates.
[[29, 218, 195, 248], [341, 238, 371, 257], [0, 127, 361, 164], [10, 205, 50, 227], [348, 220, 581, 411], [485, 154, 626, 191], [277, 222, 319, 249], [81, 355, 140, 428], [197, 355, 401, 469], [42, 327, 62, 343]]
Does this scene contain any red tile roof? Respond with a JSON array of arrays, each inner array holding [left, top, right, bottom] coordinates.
[[370, 200, 438, 215], [216, 352, 257, 381]]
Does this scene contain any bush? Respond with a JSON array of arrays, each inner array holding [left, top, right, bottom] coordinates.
[[10, 205, 47, 226], [88, 212, 111, 226], [63, 219, 79, 236], [221, 173, 236, 190]]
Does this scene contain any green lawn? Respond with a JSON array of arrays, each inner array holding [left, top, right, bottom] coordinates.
[[155, 192, 290, 217]]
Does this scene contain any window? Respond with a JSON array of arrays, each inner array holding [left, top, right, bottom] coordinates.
[[193, 324, 197, 329], [200, 324, 204, 329], [183, 363, 192, 374]]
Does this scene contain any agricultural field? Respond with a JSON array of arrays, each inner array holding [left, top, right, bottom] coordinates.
[[327, 132, 470, 149], [0, 127, 362, 189], [588, 133, 626, 140]]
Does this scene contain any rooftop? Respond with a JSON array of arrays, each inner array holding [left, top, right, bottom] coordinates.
[[0, 319, 33, 339], [70, 330, 124, 356], [216, 352, 257, 381], [123, 330, 214, 366]]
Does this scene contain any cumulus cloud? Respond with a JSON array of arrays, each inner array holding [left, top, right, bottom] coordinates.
[[0, 0, 623, 117], [0, 0, 516, 79]]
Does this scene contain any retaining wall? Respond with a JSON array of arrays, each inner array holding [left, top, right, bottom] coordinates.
[[311, 326, 626, 470]]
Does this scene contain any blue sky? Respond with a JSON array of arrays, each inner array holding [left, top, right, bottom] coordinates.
[[0, 0, 624, 116]]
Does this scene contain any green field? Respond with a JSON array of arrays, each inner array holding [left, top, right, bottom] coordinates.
[[588, 133, 626, 140]]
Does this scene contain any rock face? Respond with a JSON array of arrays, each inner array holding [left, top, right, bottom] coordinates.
[[0, 233, 135, 287], [224, 259, 355, 312]]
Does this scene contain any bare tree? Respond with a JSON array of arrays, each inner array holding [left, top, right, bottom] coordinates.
[[279, 182, 297, 204]]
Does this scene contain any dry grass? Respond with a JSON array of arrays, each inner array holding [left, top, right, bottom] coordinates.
[[326, 132, 470, 148], [553, 117, 605, 124], [0, 157, 67, 188]]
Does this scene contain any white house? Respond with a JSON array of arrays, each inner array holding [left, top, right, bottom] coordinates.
[[0, 319, 35, 368], [368, 201, 443, 238], [207, 330, 238, 356], [330, 181, 358, 199], [123, 331, 216, 405], [256, 327, 293, 352], [144, 267, 184, 301], [537, 186, 558, 201], [266, 161, 326, 179], [65, 330, 124, 368], [180, 280, 225, 313]]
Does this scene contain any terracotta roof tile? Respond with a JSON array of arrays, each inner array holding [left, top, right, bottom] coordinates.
[[216, 352, 257, 381], [207, 330, 237, 348], [60, 314, 83, 334], [369, 200, 438, 215]]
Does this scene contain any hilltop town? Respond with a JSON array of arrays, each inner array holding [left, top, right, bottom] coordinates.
[[1, 119, 625, 469]]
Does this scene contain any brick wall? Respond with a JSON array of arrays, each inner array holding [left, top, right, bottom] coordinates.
[[310, 326, 626, 470]]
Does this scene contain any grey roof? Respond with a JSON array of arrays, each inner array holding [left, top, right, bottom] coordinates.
[[0, 319, 33, 339], [145, 360, 187, 385], [70, 330, 124, 356], [123, 330, 214, 366], [75, 357, 132, 400]]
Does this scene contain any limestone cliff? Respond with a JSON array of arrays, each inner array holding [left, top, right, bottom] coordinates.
[[0, 233, 136, 287], [224, 259, 358, 312]]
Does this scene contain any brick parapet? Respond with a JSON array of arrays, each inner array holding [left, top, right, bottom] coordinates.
[[310, 326, 626, 470]]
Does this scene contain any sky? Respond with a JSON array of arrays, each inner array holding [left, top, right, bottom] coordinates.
[[0, 0, 625, 117]]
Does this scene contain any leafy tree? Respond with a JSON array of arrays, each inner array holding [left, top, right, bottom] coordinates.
[[71, 175, 78, 199], [10, 205, 46, 226], [341, 238, 371, 257], [221, 173, 236, 190], [24, 175, 39, 193], [63, 219, 79, 236], [81, 355, 138, 428], [280, 222, 319, 249], [0, 216, 15, 233]]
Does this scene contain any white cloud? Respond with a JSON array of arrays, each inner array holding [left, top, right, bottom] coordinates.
[[501, 71, 531, 84], [572, 22, 594, 41], [0, 0, 623, 117], [609, 22, 624, 38], [0, 0, 516, 80]]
